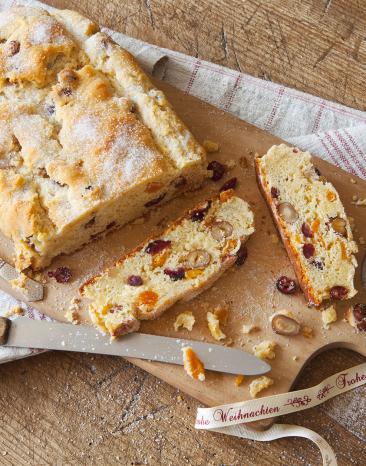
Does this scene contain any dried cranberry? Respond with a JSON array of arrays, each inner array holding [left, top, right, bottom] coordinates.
[[164, 267, 185, 281], [145, 239, 171, 255], [301, 223, 313, 238], [271, 187, 279, 199], [145, 193, 166, 208], [303, 243, 315, 259], [293, 148, 298, 153], [330, 286, 348, 300], [207, 161, 225, 181], [276, 276, 297, 294], [235, 244, 248, 266], [190, 201, 212, 222], [127, 275, 143, 286], [47, 266, 72, 283], [220, 177, 237, 192]]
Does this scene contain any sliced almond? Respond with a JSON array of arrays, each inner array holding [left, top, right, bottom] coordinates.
[[211, 221, 233, 241], [330, 217, 347, 237], [271, 314, 300, 336], [278, 202, 299, 224], [185, 249, 211, 269]]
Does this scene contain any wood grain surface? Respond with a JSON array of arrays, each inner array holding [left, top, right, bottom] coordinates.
[[0, 1, 365, 465]]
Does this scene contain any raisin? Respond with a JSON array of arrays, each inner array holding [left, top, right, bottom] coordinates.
[[311, 260, 324, 270], [145, 239, 171, 255], [235, 244, 248, 266], [315, 168, 321, 176], [353, 303, 366, 322], [303, 243, 315, 258], [271, 187, 279, 199], [145, 193, 166, 207], [127, 275, 143, 286], [164, 267, 185, 281], [276, 276, 297, 294], [220, 177, 237, 192], [190, 201, 212, 222], [301, 223, 313, 238], [330, 286, 348, 300], [47, 267, 72, 283], [59, 87, 72, 97], [7, 40, 20, 56], [207, 161, 225, 181], [46, 104, 55, 115]]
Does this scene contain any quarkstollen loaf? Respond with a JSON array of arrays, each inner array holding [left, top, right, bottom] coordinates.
[[0, 6, 207, 270], [255, 144, 358, 306], [80, 190, 255, 337]]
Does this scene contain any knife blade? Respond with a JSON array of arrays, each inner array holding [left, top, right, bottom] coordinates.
[[0, 317, 271, 376], [0, 259, 44, 302]]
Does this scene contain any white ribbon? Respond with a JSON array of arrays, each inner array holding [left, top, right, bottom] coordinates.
[[195, 362, 366, 465]]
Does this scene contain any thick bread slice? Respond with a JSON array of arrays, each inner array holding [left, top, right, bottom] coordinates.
[[255, 144, 358, 306], [80, 190, 255, 337]]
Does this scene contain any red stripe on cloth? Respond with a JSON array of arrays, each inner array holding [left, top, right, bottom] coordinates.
[[325, 133, 356, 175], [185, 60, 201, 95], [171, 55, 366, 123], [223, 74, 242, 112], [344, 129, 366, 178], [335, 130, 366, 179], [264, 86, 285, 131], [312, 101, 325, 133], [316, 134, 341, 168]]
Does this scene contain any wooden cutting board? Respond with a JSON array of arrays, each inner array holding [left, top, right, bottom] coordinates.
[[0, 82, 365, 412]]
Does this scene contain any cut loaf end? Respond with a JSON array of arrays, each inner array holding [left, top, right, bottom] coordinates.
[[80, 190, 255, 337], [255, 144, 358, 306]]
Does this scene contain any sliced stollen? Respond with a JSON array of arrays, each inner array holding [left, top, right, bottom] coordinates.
[[255, 144, 358, 306], [80, 190, 255, 337]]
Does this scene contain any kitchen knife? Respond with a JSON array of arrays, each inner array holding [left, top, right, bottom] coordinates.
[[0, 317, 271, 376], [0, 259, 44, 302]]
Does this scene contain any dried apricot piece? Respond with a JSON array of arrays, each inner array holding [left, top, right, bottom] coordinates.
[[182, 347, 205, 381]]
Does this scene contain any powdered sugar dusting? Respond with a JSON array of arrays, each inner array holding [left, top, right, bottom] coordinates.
[[72, 114, 99, 142]]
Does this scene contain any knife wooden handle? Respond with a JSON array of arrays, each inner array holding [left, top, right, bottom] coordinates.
[[0, 317, 11, 345]]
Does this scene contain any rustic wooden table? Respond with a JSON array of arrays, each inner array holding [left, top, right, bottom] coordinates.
[[0, 1, 365, 464]]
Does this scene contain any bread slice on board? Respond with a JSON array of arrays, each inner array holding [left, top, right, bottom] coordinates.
[[80, 190, 255, 336], [255, 144, 358, 306]]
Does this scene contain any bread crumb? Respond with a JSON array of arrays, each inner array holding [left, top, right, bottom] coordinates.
[[348, 216, 355, 230], [293, 355, 298, 361], [203, 139, 219, 153], [65, 298, 81, 325], [249, 376, 274, 398], [242, 323, 259, 334], [174, 311, 195, 331], [225, 159, 236, 169], [350, 178, 357, 184], [352, 197, 366, 206], [3, 305, 24, 317], [182, 347, 205, 381], [235, 375, 245, 386], [207, 311, 226, 340], [359, 236, 365, 245], [9, 272, 27, 291], [253, 340, 276, 360], [177, 395, 183, 402], [302, 326, 314, 338], [321, 305, 337, 329]]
